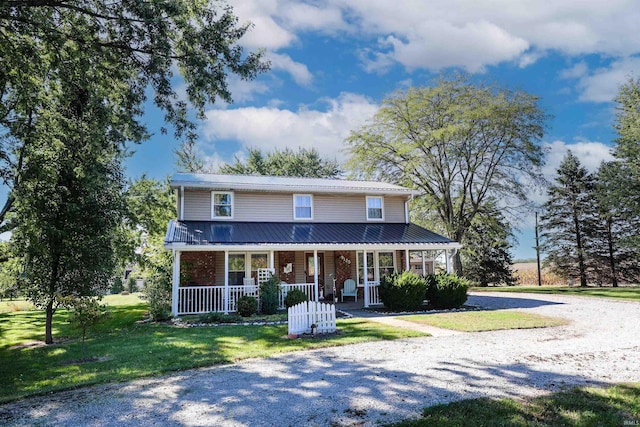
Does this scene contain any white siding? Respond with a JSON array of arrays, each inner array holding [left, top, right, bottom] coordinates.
[[181, 190, 407, 223], [184, 190, 211, 220]]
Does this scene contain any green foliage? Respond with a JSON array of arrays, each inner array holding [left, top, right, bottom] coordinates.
[[426, 274, 470, 309], [260, 275, 281, 315], [143, 271, 172, 322], [462, 203, 517, 287], [219, 147, 342, 178], [284, 288, 309, 308], [126, 277, 137, 293], [197, 312, 244, 324], [110, 280, 125, 295], [378, 271, 427, 311], [540, 152, 595, 287], [60, 296, 110, 358], [237, 296, 258, 317], [347, 74, 548, 274]]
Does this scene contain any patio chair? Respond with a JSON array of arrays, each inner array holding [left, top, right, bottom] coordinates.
[[341, 279, 357, 302]]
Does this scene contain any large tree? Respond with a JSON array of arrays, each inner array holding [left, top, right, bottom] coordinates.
[[218, 147, 342, 178], [0, 0, 269, 231], [540, 152, 596, 287], [347, 75, 547, 273]]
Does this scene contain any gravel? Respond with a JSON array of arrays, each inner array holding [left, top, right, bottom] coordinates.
[[2, 291, 639, 426]]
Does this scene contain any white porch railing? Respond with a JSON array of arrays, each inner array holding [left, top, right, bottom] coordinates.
[[177, 282, 318, 315], [365, 280, 382, 306], [279, 283, 315, 309]]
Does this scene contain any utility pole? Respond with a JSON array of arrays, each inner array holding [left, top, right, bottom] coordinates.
[[535, 211, 542, 287]]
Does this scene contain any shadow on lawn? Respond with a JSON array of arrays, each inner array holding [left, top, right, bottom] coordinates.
[[0, 345, 622, 426], [466, 294, 564, 310]]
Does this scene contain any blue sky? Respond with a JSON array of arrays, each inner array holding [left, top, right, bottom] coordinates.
[[125, 0, 640, 259]]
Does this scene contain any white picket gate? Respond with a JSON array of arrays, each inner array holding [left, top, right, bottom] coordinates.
[[288, 301, 336, 335]]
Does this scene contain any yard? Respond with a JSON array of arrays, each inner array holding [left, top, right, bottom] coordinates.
[[0, 294, 425, 403], [471, 285, 640, 301]]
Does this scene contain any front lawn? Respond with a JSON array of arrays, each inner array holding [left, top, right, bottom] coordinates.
[[0, 294, 425, 403], [471, 286, 640, 301], [393, 383, 640, 426], [402, 310, 567, 332]]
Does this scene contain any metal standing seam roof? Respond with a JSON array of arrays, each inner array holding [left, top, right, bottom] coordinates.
[[170, 173, 419, 195], [165, 220, 457, 246]]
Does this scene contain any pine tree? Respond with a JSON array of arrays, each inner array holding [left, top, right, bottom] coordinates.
[[540, 152, 596, 287], [462, 204, 516, 287]]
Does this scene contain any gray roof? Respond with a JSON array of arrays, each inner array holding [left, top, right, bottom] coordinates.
[[165, 220, 457, 247], [170, 173, 418, 196]]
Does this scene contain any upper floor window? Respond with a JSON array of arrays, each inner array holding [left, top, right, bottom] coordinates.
[[293, 194, 313, 220], [366, 196, 384, 220], [212, 191, 233, 219]]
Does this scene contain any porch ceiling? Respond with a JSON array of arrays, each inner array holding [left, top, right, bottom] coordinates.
[[165, 220, 460, 250]]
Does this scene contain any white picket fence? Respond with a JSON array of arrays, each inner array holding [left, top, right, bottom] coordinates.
[[288, 301, 336, 335]]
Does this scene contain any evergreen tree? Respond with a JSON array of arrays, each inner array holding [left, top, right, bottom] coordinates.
[[589, 161, 640, 286], [461, 204, 516, 287], [540, 152, 595, 287], [219, 147, 342, 178]]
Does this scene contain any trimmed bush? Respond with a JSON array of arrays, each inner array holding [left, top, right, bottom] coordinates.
[[378, 271, 427, 311], [427, 273, 470, 309], [284, 288, 308, 308], [143, 271, 172, 321], [198, 312, 243, 323], [260, 274, 281, 314], [237, 295, 258, 317]]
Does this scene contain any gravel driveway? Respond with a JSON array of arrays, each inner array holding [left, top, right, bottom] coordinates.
[[2, 292, 639, 426]]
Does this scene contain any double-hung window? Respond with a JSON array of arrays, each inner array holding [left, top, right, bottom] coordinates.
[[293, 194, 313, 220], [212, 191, 233, 219], [366, 196, 383, 220]]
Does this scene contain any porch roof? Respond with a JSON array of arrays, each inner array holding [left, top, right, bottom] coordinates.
[[165, 220, 460, 250]]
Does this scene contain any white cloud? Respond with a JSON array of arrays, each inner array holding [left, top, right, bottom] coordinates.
[[542, 140, 614, 179], [575, 57, 640, 102], [231, 0, 640, 74], [266, 52, 313, 86], [559, 61, 589, 80], [202, 93, 378, 160]]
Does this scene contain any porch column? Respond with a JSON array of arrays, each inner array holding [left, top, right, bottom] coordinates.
[[171, 250, 181, 317], [363, 250, 369, 308], [405, 249, 410, 271], [269, 250, 275, 271], [422, 251, 426, 276], [313, 249, 319, 302], [224, 250, 229, 314], [445, 249, 451, 274]]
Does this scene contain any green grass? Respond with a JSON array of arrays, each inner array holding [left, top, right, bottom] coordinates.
[[0, 294, 425, 403], [402, 310, 567, 332], [393, 383, 640, 426], [471, 286, 640, 301]]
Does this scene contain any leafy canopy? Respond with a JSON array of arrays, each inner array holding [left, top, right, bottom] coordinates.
[[347, 74, 548, 273]]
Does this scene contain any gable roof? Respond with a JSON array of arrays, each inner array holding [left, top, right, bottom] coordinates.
[[165, 220, 460, 250], [170, 173, 418, 196]]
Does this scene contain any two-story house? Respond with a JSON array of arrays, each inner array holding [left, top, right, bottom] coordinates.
[[164, 173, 461, 316]]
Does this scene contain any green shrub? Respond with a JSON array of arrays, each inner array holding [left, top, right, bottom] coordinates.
[[260, 274, 281, 314], [111, 279, 124, 294], [284, 288, 308, 308], [378, 271, 427, 311], [427, 273, 470, 309], [198, 312, 243, 323], [126, 276, 137, 293], [143, 271, 172, 321], [237, 295, 258, 317]]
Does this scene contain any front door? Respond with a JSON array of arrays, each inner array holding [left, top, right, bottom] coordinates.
[[305, 253, 325, 288]]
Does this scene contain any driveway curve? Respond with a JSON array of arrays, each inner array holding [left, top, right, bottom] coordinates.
[[1, 292, 639, 426]]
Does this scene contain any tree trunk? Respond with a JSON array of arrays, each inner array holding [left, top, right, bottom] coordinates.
[[573, 212, 588, 287], [45, 300, 54, 344], [606, 218, 618, 287], [453, 250, 463, 276]]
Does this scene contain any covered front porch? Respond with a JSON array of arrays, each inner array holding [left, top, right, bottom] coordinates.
[[170, 248, 458, 316]]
